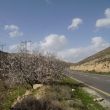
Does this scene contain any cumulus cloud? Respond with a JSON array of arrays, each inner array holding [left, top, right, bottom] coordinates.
[[68, 18, 83, 30], [58, 48, 84, 62], [91, 37, 108, 47], [105, 8, 110, 18], [96, 8, 110, 28], [4, 25, 23, 38], [39, 34, 67, 52]]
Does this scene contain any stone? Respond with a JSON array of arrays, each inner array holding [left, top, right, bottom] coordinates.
[[71, 89, 75, 92], [24, 90, 31, 96], [93, 98, 104, 102], [33, 84, 43, 89]]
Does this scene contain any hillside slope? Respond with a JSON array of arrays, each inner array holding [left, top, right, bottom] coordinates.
[[70, 47, 110, 73]]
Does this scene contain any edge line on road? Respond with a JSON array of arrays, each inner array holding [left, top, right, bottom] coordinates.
[[66, 74, 110, 97]]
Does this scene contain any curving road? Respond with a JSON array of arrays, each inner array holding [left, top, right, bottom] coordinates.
[[64, 69, 110, 101]]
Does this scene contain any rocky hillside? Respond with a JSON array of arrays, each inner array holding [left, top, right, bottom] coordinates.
[[70, 47, 110, 73]]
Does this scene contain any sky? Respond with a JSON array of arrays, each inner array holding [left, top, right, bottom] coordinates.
[[0, 0, 110, 62]]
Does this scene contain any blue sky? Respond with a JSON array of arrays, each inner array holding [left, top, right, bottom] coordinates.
[[0, 0, 110, 62]]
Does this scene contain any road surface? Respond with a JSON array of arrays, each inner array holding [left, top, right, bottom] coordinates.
[[64, 70, 110, 101]]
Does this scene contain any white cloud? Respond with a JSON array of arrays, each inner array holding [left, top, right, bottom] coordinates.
[[58, 48, 83, 62], [91, 37, 105, 47], [96, 18, 110, 28], [96, 8, 110, 28], [105, 8, 110, 18], [4, 25, 23, 38], [68, 18, 83, 30], [8, 31, 23, 38], [4, 25, 19, 31], [39, 34, 67, 52]]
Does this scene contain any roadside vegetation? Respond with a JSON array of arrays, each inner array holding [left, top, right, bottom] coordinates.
[[0, 84, 27, 110], [10, 76, 105, 110]]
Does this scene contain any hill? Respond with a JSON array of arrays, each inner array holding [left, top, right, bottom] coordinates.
[[70, 47, 110, 73], [0, 50, 8, 58]]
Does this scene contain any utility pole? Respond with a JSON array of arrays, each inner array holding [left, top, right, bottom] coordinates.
[[20, 40, 32, 53], [0, 43, 5, 51], [28, 40, 32, 53]]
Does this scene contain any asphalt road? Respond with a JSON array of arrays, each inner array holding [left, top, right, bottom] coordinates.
[[64, 70, 110, 100]]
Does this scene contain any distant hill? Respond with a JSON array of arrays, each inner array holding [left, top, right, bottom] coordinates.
[[0, 50, 8, 54], [0, 50, 8, 64], [70, 47, 110, 73]]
